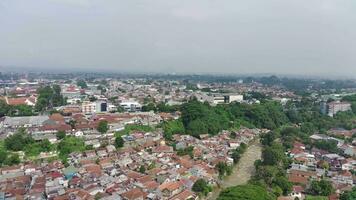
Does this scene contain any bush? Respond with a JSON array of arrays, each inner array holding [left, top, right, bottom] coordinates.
[[217, 184, 275, 200], [192, 179, 212, 196]]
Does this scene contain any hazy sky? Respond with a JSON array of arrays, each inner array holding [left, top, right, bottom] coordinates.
[[1, 0, 356, 76]]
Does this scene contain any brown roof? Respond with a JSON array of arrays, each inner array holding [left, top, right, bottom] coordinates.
[[85, 165, 102, 176], [143, 181, 159, 190], [137, 175, 153, 184], [153, 145, 174, 153], [54, 188, 94, 200], [39, 124, 72, 131], [127, 171, 144, 180], [49, 113, 65, 122], [288, 174, 309, 185], [6, 97, 27, 105], [121, 188, 147, 200], [169, 190, 195, 200], [292, 185, 304, 193], [178, 158, 193, 169], [289, 169, 317, 178], [159, 181, 182, 192]]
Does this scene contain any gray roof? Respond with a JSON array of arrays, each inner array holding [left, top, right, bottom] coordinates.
[[3, 116, 49, 127]]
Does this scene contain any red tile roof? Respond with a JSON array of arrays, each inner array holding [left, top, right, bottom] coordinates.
[[121, 188, 147, 200]]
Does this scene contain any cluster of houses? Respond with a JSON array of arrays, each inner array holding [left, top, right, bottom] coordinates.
[[0, 112, 178, 138], [0, 127, 261, 200], [279, 129, 356, 200]]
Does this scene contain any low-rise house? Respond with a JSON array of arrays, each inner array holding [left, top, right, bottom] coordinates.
[[332, 170, 353, 185], [288, 169, 317, 185], [121, 188, 147, 200], [169, 189, 196, 200], [84, 150, 97, 159], [343, 145, 356, 157], [158, 181, 184, 199], [289, 185, 303, 200]]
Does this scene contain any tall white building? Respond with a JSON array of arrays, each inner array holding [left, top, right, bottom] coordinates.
[[327, 101, 352, 117]]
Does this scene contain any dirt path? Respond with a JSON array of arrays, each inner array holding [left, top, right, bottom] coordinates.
[[207, 140, 262, 200]]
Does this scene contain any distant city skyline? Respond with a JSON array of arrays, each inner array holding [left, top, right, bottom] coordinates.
[[1, 0, 356, 76]]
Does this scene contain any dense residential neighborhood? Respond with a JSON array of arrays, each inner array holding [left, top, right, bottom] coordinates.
[[1, 74, 356, 200], [2, 0, 356, 199]]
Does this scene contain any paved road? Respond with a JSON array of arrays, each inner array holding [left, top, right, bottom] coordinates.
[[207, 140, 262, 200]]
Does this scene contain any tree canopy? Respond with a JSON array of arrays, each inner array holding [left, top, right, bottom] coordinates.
[[192, 179, 212, 196], [77, 79, 88, 89], [162, 119, 185, 140], [97, 120, 109, 134], [340, 187, 356, 200], [114, 136, 124, 148], [4, 129, 34, 151], [308, 179, 334, 197], [217, 184, 275, 200], [35, 85, 65, 112]]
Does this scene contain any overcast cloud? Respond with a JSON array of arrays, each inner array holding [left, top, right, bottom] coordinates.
[[0, 0, 356, 76]]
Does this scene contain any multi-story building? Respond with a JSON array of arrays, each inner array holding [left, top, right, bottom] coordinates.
[[120, 101, 142, 112], [82, 101, 96, 114], [327, 101, 352, 117], [195, 93, 243, 105]]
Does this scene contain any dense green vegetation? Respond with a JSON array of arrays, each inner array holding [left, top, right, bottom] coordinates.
[[251, 124, 337, 199], [192, 179, 212, 196], [141, 102, 180, 113], [162, 93, 356, 141], [231, 143, 247, 164], [0, 100, 35, 117], [215, 162, 233, 178], [0, 129, 55, 165], [340, 187, 356, 200], [308, 179, 334, 197], [24, 139, 54, 157], [57, 136, 86, 163], [156, 102, 180, 113], [162, 119, 185, 140], [97, 120, 109, 134], [0, 141, 20, 166], [35, 85, 65, 112], [77, 79, 88, 89], [253, 141, 292, 197], [56, 131, 66, 140], [141, 102, 156, 112], [217, 184, 275, 200], [305, 196, 328, 200], [176, 146, 194, 158], [180, 100, 230, 137], [179, 99, 288, 138], [4, 129, 35, 151], [314, 140, 339, 153], [114, 136, 124, 148]]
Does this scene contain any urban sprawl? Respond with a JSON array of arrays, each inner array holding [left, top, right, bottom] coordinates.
[[1, 74, 356, 200]]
